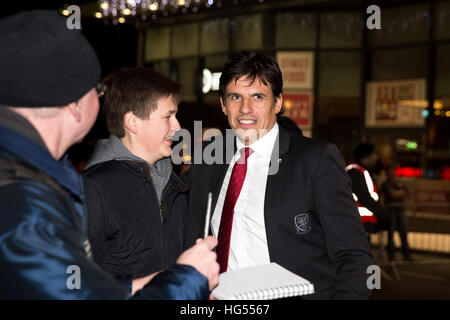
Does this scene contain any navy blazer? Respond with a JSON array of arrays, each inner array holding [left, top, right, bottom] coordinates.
[[184, 126, 374, 299]]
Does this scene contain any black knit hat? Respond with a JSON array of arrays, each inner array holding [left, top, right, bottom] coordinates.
[[0, 10, 101, 107]]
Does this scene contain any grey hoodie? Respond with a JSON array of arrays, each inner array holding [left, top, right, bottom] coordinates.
[[85, 135, 172, 201]]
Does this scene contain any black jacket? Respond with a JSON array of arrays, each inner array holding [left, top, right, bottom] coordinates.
[[184, 127, 373, 299], [347, 168, 388, 220], [0, 123, 207, 299], [83, 160, 188, 279]]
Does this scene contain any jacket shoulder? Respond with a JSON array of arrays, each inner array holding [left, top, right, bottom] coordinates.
[[0, 179, 75, 232], [83, 160, 124, 178], [288, 134, 339, 159]]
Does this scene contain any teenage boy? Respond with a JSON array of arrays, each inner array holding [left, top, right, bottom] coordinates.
[[83, 67, 207, 293]]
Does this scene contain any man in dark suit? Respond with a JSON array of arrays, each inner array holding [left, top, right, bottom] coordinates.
[[184, 52, 373, 299]]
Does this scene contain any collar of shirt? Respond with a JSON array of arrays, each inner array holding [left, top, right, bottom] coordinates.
[[235, 123, 279, 159]]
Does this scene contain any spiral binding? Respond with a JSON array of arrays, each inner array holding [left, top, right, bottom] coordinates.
[[234, 283, 314, 300]]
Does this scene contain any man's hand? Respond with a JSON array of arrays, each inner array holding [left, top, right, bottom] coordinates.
[[177, 236, 220, 291]]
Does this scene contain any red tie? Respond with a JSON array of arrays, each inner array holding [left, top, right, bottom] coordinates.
[[216, 147, 254, 273]]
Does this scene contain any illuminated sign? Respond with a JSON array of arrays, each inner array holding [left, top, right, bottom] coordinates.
[[395, 167, 422, 178], [395, 138, 419, 151], [277, 51, 314, 90], [202, 68, 221, 94]]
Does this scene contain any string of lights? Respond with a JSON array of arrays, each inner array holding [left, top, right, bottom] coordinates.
[[94, 0, 265, 24]]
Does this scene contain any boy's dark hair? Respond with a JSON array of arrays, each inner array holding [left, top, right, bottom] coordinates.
[[354, 143, 375, 163], [219, 52, 283, 104], [103, 67, 181, 138]]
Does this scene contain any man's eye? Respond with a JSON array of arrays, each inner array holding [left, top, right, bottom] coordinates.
[[230, 95, 240, 101], [254, 95, 263, 100]]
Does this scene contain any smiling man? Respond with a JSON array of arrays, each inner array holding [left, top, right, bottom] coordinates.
[[82, 67, 194, 293], [184, 52, 374, 299], [222, 74, 282, 146]]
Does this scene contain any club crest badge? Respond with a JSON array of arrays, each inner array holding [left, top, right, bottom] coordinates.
[[294, 213, 312, 234]]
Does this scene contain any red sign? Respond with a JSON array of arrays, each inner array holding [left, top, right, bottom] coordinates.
[[282, 93, 312, 127], [395, 167, 422, 178]]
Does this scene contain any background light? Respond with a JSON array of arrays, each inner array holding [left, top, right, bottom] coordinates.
[[406, 141, 418, 150]]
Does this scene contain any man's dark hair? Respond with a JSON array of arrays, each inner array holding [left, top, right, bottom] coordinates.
[[103, 67, 181, 138], [219, 52, 283, 104], [354, 143, 375, 163]]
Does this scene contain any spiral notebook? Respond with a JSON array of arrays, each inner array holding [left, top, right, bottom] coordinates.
[[211, 262, 314, 300]]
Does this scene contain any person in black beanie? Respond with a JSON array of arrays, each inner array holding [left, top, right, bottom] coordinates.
[[0, 10, 219, 299]]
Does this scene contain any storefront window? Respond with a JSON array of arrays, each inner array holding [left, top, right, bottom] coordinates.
[[434, 0, 450, 40], [145, 26, 170, 61], [317, 51, 361, 160], [151, 60, 171, 78], [371, 47, 428, 81], [430, 44, 450, 174], [436, 44, 450, 98], [200, 18, 229, 55], [175, 58, 199, 103], [369, 4, 429, 47], [231, 14, 263, 51], [172, 23, 199, 58], [320, 11, 361, 48], [319, 51, 361, 97], [276, 12, 316, 49]]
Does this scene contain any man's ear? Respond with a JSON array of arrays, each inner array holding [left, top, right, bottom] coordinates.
[[123, 111, 138, 135], [66, 102, 82, 122], [274, 94, 283, 114], [220, 96, 227, 116]]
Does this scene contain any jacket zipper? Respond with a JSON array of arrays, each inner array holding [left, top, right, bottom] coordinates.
[[148, 173, 171, 266], [146, 171, 171, 223], [158, 182, 170, 223]]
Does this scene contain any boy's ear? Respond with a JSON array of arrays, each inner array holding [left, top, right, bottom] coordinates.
[[123, 111, 138, 135]]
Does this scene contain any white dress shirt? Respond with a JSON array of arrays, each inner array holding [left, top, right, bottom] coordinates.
[[211, 123, 279, 271]]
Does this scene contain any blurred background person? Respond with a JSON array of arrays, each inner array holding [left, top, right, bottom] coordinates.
[[382, 166, 413, 261], [346, 143, 394, 260]]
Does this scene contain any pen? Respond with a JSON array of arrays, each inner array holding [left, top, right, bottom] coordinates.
[[204, 192, 213, 238]]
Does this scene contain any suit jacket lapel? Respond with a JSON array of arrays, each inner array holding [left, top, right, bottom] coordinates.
[[264, 126, 291, 261]]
